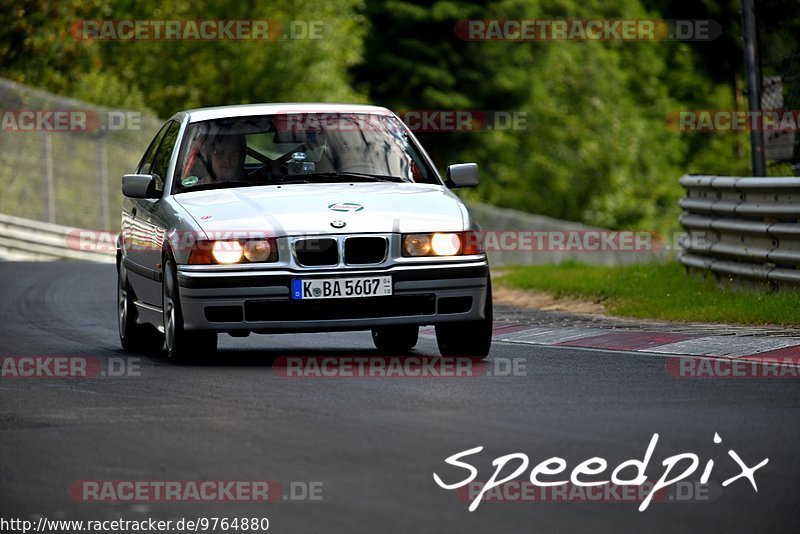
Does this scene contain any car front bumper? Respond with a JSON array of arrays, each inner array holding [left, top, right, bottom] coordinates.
[[176, 260, 490, 333]]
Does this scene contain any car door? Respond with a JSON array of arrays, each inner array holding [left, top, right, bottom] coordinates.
[[124, 120, 179, 306], [122, 122, 169, 303]]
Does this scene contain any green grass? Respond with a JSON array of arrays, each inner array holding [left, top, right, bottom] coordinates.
[[498, 260, 799, 326]]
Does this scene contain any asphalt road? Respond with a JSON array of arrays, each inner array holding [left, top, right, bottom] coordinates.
[[0, 262, 798, 533]]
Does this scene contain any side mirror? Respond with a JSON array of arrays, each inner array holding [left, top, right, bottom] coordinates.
[[446, 163, 479, 188], [122, 174, 158, 199]]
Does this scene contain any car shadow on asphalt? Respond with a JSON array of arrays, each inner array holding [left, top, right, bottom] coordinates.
[[109, 345, 436, 369]]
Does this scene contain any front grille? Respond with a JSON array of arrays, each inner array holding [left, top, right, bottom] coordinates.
[[344, 237, 387, 265], [245, 294, 436, 321], [294, 238, 339, 266]]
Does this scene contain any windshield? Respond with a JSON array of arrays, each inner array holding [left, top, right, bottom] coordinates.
[[172, 112, 439, 192]]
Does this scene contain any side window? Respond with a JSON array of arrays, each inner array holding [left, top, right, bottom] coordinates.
[[137, 121, 171, 175], [150, 122, 180, 192]]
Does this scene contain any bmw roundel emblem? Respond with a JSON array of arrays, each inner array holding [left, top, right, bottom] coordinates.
[[331, 220, 346, 229]]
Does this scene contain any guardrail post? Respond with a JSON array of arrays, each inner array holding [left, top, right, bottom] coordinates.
[[97, 133, 109, 230], [40, 131, 56, 224], [741, 0, 766, 177]]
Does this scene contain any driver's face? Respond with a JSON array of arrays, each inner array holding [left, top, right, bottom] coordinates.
[[211, 139, 243, 181]]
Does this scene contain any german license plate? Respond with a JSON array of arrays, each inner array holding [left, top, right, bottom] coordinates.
[[291, 276, 392, 300]]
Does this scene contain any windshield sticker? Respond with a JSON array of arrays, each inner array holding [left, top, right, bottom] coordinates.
[[181, 175, 199, 187]]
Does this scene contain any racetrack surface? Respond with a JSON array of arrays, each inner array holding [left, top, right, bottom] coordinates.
[[1, 262, 798, 533]]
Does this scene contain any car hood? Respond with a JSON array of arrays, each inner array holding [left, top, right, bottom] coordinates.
[[173, 183, 468, 237]]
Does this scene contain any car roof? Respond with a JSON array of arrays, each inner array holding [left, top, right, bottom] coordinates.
[[177, 103, 393, 123]]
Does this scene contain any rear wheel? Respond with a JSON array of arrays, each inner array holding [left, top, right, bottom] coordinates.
[[163, 256, 217, 363], [117, 258, 163, 352], [372, 325, 419, 353], [436, 281, 493, 360]]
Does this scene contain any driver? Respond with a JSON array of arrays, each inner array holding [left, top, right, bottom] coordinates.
[[197, 133, 247, 185]]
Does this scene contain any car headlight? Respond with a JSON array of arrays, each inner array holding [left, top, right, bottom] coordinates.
[[211, 240, 244, 264], [403, 234, 433, 256], [402, 232, 483, 257], [243, 239, 272, 262], [188, 239, 278, 264], [431, 233, 461, 255]]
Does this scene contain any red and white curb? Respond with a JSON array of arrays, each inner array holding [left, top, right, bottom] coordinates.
[[423, 324, 800, 369]]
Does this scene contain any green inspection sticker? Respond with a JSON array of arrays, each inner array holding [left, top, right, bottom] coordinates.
[[182, 175, 199, 187]]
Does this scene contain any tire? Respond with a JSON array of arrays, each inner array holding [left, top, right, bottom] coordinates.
[[435, 280, 493, 360], [117, 258, 164, 352], [372, 325, 419, 353], [162, 255, 217, 363]]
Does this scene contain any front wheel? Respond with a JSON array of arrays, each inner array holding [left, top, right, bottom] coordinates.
[[163, 256, 217, 363], [435, 281, 493, 360], [118, 258, 163, 352], [372, 325, 419, 353]]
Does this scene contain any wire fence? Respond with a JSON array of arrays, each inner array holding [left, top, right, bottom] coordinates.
[[0, 79, 668, 266], [755, 0, 800, 175], [0, 78, 162, 230]]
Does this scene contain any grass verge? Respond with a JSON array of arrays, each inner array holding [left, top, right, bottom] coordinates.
[[497, 260, 799, 326]]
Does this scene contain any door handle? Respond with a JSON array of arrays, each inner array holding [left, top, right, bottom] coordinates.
[[132, 207, 137, 218]]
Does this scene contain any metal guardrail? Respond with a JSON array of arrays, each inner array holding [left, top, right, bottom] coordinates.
[[678, 175, 800, 285], [0, 213, 114, 263]]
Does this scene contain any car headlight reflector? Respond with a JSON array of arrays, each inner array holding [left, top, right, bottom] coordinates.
[[188, 238, 278, 265], [403, 234, 433, 256], [211, 240, 244, 264], [403, 232, 462, 257], [243, 239, 271, 262], [430, 233, 461, 256], [402, 231, 483, 257]]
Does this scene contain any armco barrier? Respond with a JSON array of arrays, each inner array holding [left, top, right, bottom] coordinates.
[[0, 213, 114, 263], [678, 175, 800, 285]]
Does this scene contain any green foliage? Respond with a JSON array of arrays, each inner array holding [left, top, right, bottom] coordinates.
[[73, 70, 154, 113], [0, 0, 102, 92], [1, 0, 366, 117], [500, 261, 800, 325], [356, 0, 749, 233], [0, 0, 762, 234]]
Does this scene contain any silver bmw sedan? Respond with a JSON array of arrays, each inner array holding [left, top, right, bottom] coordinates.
[[117, 104, 492, 362]]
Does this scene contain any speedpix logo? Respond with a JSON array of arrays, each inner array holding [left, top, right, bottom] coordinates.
[[328, 202, 364, 213]]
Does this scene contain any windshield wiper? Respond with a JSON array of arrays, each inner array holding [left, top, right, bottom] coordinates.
[[178, 181, 263, 193], [295, 172, 406, 183], [271, 178, 311, 184]]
